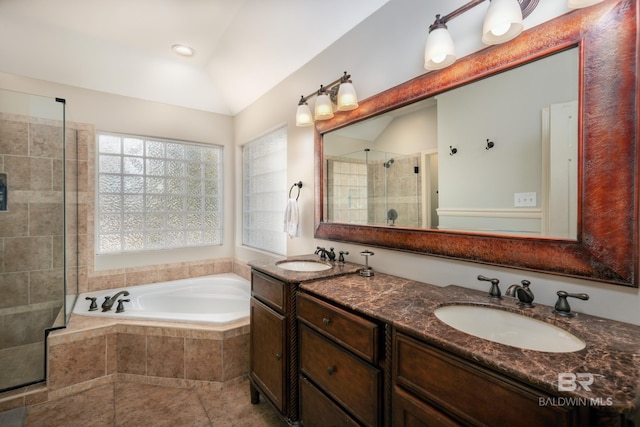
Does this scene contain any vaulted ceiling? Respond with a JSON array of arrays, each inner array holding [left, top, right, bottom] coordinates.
[[0, 0, 391, 115]]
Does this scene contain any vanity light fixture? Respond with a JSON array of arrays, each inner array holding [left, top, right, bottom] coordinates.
[[172, 44, 195, 57], [424, 15, 456, 70], [481, 0, 524, 45], [425, 0, 537, 71], [295, 71, 358, 127]]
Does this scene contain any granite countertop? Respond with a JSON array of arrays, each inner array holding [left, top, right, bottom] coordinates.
[[298, 272, 640, 416], [249, 253, 362, 283]]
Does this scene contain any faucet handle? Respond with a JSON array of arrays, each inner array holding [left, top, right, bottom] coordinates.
[[477, 275, 502, 300], [554, 291, 589, 317], [85, 297, 98, 311], [316, 246, 327, 259], [338, 251, 349, 263], [116, 299, 130, 313]]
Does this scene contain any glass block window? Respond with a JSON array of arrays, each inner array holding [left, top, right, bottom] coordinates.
[[96, 132, 223, 254], [242, 126, 287, 255]]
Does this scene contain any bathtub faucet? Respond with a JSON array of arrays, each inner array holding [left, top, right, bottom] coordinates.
[[101, 290, 130, 312]]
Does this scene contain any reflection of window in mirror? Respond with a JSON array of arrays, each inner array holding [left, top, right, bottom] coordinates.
[[323, 47, 578, 240]]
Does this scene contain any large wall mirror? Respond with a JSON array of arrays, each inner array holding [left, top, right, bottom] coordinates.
[[314, 0, 638, 287]]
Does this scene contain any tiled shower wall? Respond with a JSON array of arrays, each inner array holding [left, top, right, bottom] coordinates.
[[0, 113, 82, 351], [325, 154, 423, 228], [368, 154, 422, 227]]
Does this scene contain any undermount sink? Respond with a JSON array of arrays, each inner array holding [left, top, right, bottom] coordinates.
[[434, 305, 586, 353], [276, 260, 332, 272]]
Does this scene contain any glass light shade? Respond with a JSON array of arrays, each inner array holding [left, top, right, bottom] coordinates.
[[567, 0, 603, 8], [482, 0, 523, 45], [296, 103, 313, 126], [337, 82, 359, 111], [424, 27, 456, 71], [314, 93, 334, 120]]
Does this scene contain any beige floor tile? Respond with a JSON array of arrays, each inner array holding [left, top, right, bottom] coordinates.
[[114, 382, 209, 427], [197, 379, 287, 427], [17, 377, 287, 427], [24, 384, 114, 426]]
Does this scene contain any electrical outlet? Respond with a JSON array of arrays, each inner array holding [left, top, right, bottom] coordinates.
[[514, 192, 536, 207]]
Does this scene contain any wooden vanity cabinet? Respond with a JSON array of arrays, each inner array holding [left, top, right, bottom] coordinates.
[[249, 269, 299, 423], [393, 331, 585, 427], [297, 291, 385, 427]]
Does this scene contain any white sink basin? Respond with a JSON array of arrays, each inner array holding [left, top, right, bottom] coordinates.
[[276, 260, 332, 272], [434, 305, 585, 353]]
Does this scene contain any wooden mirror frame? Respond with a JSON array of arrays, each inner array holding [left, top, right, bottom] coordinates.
[[314, 0, 638, 287]]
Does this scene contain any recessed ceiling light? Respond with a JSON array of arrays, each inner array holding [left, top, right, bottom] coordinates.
[[172, 44, 195, 57]]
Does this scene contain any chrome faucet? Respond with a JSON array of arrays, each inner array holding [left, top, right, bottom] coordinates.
[[101, 290, 130, 312], [506, 280, 535, 307]]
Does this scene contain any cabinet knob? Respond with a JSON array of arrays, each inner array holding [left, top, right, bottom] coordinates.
[[275, 353, 282, 360], [322, 317, 331, 326], [327, 366, 336, 375]]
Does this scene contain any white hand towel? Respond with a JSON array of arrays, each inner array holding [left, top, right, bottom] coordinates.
[[283, 197, 300, 238]]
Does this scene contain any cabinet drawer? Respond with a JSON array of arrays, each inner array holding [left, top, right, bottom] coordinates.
[[394, 333, 579, 427], [300, 375, 360, 427], [298, 292, 379, 363], [251, 270, 285, 312], [300, 325, 381, 427]]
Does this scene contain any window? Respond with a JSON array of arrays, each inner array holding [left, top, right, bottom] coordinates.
[[242, 126, 287, 255], [96, 132, 223, 254]]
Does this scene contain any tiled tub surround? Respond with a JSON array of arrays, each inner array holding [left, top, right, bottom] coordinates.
[[47, 314, 250, 396], [300, 273, 640, 419], [0, 260, 253, 416]]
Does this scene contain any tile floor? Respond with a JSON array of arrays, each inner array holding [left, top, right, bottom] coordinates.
[[5, 378, 289, 427]]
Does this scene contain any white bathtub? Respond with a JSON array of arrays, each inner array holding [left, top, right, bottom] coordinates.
[[73, 273, 250, 325]]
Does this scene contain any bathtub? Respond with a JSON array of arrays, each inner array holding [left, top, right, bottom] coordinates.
[[73, 273, 250, 325]]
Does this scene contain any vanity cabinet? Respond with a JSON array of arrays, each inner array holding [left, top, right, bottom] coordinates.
[[393, 332, 585, 427], [297, 291, 384, 427], [249, 269, 299, 423]]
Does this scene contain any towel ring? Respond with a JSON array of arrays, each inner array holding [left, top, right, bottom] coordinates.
[[289, 181, 303, 201]]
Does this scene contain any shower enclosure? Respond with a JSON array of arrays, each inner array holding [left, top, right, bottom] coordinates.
[[325, 149, 422, 227], [0, 89, 77, 391]]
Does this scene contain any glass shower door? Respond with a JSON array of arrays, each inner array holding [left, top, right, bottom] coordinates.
[[0, 89, 74, 391]]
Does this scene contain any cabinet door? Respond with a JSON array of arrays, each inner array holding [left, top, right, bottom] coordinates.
[[393, 385, 459, 427], [250, 298, 286, 412]]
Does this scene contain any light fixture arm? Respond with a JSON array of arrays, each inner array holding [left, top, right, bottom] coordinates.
[[430, 0, 486, 30], [299, 71, 351, 104], [430, 0, 538, 31]]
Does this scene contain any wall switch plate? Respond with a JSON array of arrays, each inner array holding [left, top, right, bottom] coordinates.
[[514, 192, 536, 207]]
